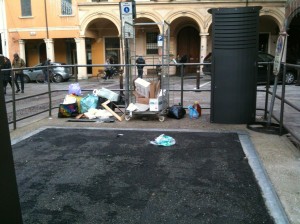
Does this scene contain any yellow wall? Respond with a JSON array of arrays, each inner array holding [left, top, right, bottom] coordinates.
[[25, 40, 41, 66], [5, 0, 80, 60], [54, 39, 68, 63], [6, 0, 79, 32], [91, 39, 105, 76]]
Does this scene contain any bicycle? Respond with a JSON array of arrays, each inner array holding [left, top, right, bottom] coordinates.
[[97, 67, 123, 81]]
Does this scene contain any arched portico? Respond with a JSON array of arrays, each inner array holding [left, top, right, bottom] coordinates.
[[286, 11, 300, 64], [80, 14, 121, 76], [168, 15, 201, 74], [167, 11, 212, 74], [80, 12, 121, 37], [259, 15, 281, 55]]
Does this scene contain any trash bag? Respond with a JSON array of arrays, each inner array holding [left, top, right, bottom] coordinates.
[[68, 83, 81, 96], [80, 94, 98, 113], [167, 105, 186, 119], [188, 105, 199, 119], [58, 103, 79, 118]]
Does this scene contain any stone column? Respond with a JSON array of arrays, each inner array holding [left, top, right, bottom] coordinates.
[[200, 32, 209, 75], [44, 38, 55, 61], [18, 40, 26, 62], [75, 37, 88, 80]]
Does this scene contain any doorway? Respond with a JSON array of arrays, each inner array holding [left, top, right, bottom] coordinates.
[[177, 26, 200, 74], [39, 43, 47, 63], [259, 33, 269, 53]]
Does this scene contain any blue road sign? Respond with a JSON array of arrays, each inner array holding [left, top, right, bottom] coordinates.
[[157, 35, 163, 41], [124, 7, 130, 13]]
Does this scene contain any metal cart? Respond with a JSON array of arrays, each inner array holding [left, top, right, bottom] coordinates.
[[122, 20, 171, 122]]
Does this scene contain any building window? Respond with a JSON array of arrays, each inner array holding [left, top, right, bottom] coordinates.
[[21, 0, 32, 17], [146, 32, 158, 55], [105, 37, 120, 64], [62, 0, 72, 15]]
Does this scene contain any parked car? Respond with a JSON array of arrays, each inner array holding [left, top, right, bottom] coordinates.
[[23, 62, 72, 83], [257, 52, 296, 84], [202, 52, 297, 84]]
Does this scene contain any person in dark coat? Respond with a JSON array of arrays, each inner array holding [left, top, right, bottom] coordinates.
[[42, 58, 51, 83], [136, 56, 145, 78], [179, 54, 188, 64], [1, 57, 13, 94]]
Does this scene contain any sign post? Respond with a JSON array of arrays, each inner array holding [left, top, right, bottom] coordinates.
[[119, 1, 136, 106], [267, 32, 287, 125], [157, 34, 163, 47], [273, 34, 286, 76], [120, 1, 134, 39]]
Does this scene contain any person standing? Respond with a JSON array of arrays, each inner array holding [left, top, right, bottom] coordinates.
[[102, 58, 112, 80], [136, 56, 145, 78], [42, 58, 51, 83], [12, 53, 26, 93], [1, 57, 13, 94]]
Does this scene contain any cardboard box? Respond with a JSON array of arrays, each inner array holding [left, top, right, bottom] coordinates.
[[149, 80, 160, 98], [149, 96, 163, 111], [133, 91, 149, 105], [137, 97, 150, 104], [134, 78, 150, 97]]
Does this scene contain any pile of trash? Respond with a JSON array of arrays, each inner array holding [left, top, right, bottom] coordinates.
[[58, 83, 125, 122]]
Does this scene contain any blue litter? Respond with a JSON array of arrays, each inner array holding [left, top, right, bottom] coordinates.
[[150, 134, 176, 146]]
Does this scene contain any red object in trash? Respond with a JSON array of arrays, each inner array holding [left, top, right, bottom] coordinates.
[[194, 101, 202, 117]]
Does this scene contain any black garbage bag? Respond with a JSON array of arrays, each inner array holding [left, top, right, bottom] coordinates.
[[167, 105, 186, 119]]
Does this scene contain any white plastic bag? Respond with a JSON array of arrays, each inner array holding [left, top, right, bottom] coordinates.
[[150, 134, 176, 146], [93, 88, 119, 102]]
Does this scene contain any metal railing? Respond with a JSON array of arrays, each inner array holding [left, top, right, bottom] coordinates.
[[3, 62, 210, 129], [252, 61, 300, 143], [4, 61, 299, 144]]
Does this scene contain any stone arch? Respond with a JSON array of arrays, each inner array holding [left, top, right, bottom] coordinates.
[[166, 10, 205, 33], [135, 11, 164, 33], [259, 9, 285, 29], [286, 7, 300, 26], [136, 11, 163, 23], [203, 16, 212, 34], [166, 11, 203, 74], [80, 11, 121, 37], [286, 8, 300, 64]]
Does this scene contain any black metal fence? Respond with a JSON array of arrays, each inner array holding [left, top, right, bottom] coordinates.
[[2, 62, 300, 143]]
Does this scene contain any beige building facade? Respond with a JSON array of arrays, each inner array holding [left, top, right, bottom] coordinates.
[[3, 0, 294, 79]]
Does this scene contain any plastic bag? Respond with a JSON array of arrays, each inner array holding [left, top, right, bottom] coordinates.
[[188, 105, 199, 119], [68, 83, 81, 96], [93, 88, 119, 102], [150, 134, 176, 146], [63, 94, 77, 104], [58, 103, 79, 118], [80, 94, 99, 113], [167, 105, 186, 119]]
